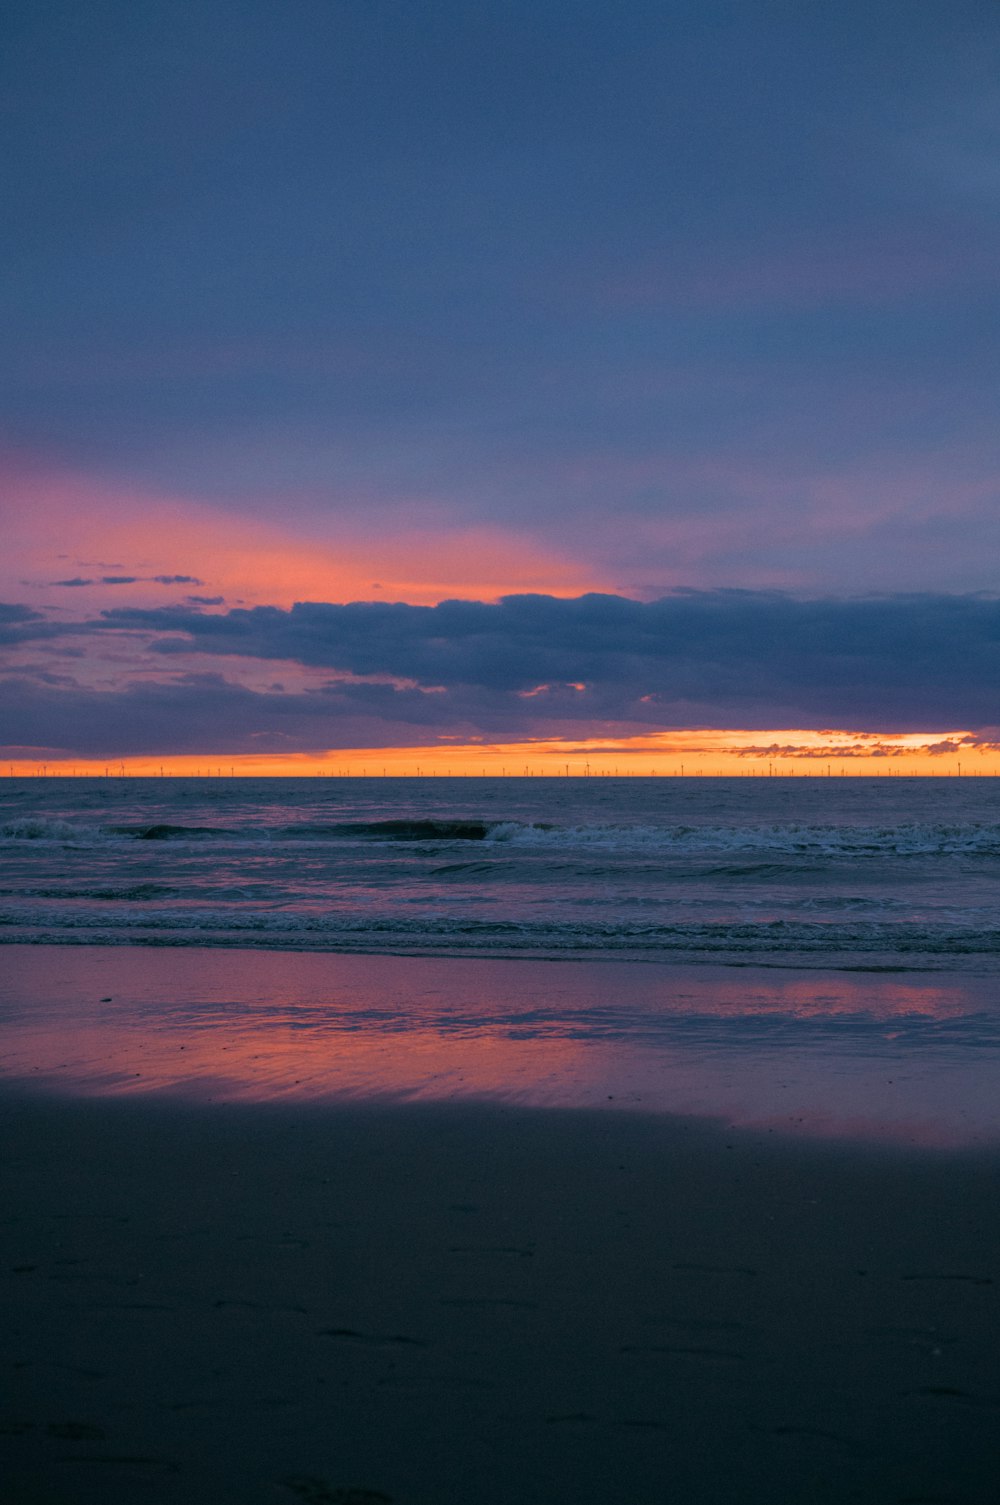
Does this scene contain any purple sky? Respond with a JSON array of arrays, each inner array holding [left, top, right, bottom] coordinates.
[[2, 1, 1000, 759]]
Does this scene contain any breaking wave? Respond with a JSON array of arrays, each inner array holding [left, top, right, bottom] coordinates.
[[5, 813, 1000, 859]]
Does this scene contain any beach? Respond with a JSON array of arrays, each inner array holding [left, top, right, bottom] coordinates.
[[3, 1090, 1000, 1504], [7, 0, 1000, 1493], [4, 777, 1000, 1501], [2, 946, 1000, 1504]]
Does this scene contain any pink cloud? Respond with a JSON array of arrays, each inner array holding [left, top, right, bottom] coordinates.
[[0, 452, 610, 615]]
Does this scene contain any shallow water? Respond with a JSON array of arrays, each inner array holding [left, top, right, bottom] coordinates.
[[3, 946, 999, 1148]]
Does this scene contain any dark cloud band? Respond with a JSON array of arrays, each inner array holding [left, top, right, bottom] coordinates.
[[3, 590, 1000, 755]]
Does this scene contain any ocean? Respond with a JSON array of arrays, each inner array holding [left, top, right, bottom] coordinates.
[[2, 774, 1000, 970], [3, 775, 1000, 1140]]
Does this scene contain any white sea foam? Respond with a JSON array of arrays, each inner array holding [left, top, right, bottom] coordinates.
[[484, 819, 1000, 858], [0, 816, 112, 846], [2, 901, 999, 966]]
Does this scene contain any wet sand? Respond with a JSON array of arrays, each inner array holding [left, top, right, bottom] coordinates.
[[2, 1089, 999, 1504], [3, 944, 1000, 1146]]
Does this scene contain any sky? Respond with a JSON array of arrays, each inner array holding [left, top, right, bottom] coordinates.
[[2, 0, 1000, 772]]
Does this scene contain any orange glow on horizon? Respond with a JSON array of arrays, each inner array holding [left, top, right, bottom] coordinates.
[[5, 727, 998, 777]]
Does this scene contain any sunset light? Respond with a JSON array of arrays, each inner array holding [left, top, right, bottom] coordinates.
[[5, 8, 1000, 1501], [5, 727, 999, 779]]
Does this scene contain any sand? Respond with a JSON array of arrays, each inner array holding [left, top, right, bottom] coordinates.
[[2, 1087, 999, 1505]]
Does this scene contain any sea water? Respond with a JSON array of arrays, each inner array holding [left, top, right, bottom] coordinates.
[[2, 777, 1000, 1140], [2, 775, 1000, 970]]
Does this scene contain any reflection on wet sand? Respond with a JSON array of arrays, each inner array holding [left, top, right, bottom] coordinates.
[[2, 945, 999, 1147]]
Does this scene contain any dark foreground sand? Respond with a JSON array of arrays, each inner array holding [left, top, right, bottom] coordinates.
[[2, 1091, 999, 1505]]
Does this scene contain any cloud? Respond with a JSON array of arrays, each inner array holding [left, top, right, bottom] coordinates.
[[3, 5, 998, 611], [0, 603, 42, 624], [80, 589, 1000, 730], [5, 588, 1000, 755], [0, 672, 451, 757], [50, 573, 202, 588], [0, 602, 52, 646]]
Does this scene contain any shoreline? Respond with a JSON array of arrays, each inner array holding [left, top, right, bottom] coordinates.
[[3, 944, 1000, 1500], [1, 951, 1000, 1492], [6, 934, 1000, 974], [5, 933, 1000, 974], [2, 943, 1000, 1150]]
